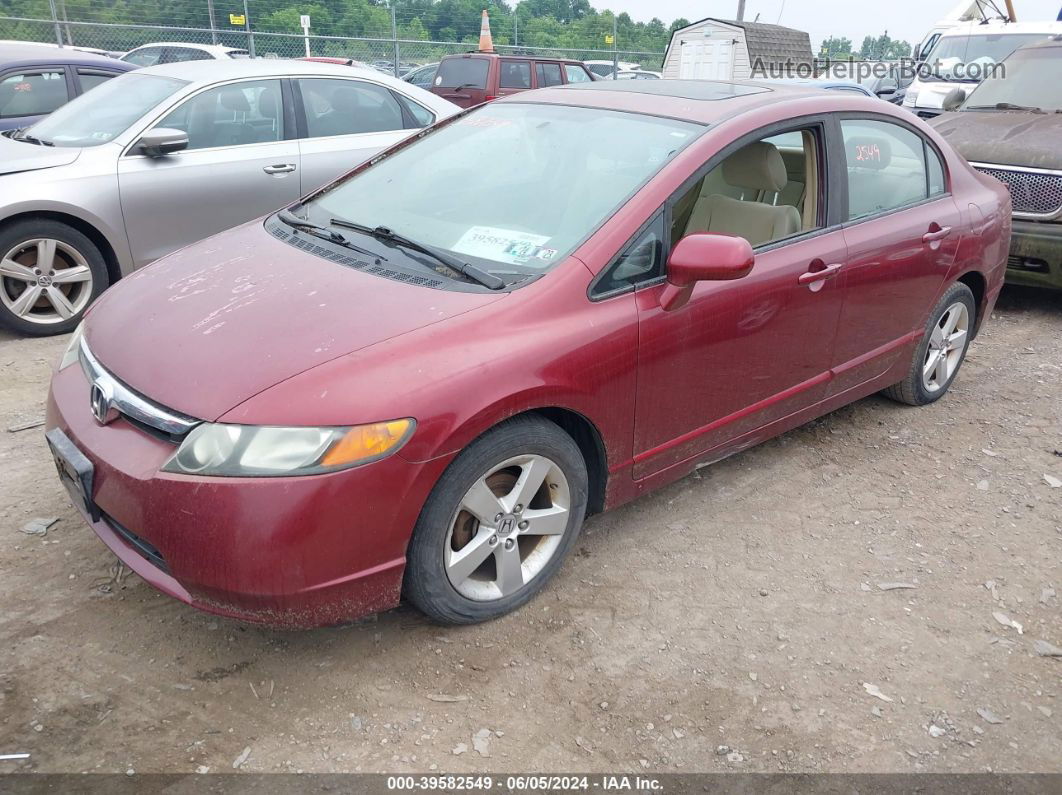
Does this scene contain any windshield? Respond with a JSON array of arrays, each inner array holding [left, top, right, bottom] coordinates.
[[306, 103, 701, 273], [925, 33, 1049, 81], [24, 72, 186, 147], [964, 46, 1062, 110]]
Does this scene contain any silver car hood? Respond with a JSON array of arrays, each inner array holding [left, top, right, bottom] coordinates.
[[0, 135, 82, 176]]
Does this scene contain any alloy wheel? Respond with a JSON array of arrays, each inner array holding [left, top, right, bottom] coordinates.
[[445, 454, 571, 601], [922, 301, 969, 393], [0, 238, 94, 326]]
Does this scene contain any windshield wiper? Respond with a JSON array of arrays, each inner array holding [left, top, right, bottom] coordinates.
[[13, 130, 53, 146], [276, 210, 379, 259], [329, 219, 506, 290], [965, 102, 1044, 113]]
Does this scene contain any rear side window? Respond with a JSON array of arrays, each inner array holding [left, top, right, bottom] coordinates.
[[564, 64, 592, 83], [535, 63, 563, 87], [299, 78, 405, 137], [841, 119, 934, 220], [123, 47, 164, 67], [392, 91, 435, 128], [499, 60, 531, 89], [0, 69, 69, 118], [435, 57, 488, 89], [927, 146, 946, 196], [77, 69, 120, 93]]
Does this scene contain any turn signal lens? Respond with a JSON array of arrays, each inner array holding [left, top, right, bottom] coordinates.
[[320, 419, 414, 468]]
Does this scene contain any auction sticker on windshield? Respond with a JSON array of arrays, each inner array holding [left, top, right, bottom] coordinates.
[[453, 226, 552, 265]]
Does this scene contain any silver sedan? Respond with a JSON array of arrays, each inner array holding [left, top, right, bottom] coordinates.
[[0, 58, 458, 335]]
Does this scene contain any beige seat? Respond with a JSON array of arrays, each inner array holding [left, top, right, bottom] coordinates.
[[685, 142, 801, 247]]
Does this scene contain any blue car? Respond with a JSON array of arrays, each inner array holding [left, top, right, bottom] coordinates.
[[0, 43, 135, 132]]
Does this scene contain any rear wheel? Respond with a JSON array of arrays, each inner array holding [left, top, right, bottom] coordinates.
[[404, 416, 588, 624], [0, 219, 107, 336], [882, 281, 976, 406]]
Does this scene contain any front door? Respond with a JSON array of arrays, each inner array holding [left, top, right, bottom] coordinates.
[[633, 123, 845, 479], [829, 117, 963, 395], [118, 78, 300, 267]]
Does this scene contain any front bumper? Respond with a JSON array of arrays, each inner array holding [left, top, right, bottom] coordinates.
[[46, 362, 451, 628], [1006, 220, 1062, 290]]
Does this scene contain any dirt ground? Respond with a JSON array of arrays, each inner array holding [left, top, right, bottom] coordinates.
[[0, 285, 1059, 776]]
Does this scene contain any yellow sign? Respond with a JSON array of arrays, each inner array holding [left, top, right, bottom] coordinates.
[[604, 34, 614, 44], [229, 13, 245, 25]]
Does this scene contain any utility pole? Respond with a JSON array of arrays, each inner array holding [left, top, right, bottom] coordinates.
[[736, 0, 746, 21], [207, 0, 218, 44], [391, 1, 400, 78], [242, 0, 255, 57]]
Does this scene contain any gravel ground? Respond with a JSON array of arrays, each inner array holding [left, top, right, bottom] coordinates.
[[0, 285, 1059, 775]]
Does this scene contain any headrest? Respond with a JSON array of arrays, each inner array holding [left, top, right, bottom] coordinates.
[[258, 89, 278, 119], [218, 88, 251, 112], [722, 142, 788, 193], [847, 136, 892, 171]]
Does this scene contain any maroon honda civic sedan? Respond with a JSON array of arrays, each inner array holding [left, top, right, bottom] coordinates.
[[46, 80, 1011, 627]]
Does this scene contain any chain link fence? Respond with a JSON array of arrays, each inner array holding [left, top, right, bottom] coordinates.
[[0, 14, 664, 74]]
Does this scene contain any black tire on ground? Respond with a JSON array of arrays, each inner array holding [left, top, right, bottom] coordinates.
[[882, 281, 977, 406], [403, 415, 589, 625], [0, 218, 108, 337]]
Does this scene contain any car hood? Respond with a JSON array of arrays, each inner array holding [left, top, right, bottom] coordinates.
[[0, 135, 82, 175], [85, 221, 508, 421], [930, 111, 1062, 171]]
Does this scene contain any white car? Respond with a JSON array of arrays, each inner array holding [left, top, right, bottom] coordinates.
[[121, 42, 250, 67], [0, 59, 458, 334], [583, 60, 643, 80], [904, 20, 1062, 118], [616, 70, 661, 80]]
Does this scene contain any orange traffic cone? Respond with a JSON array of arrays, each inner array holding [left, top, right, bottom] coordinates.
[[478, 10, 494, 53]]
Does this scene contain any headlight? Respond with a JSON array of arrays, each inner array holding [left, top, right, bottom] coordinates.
[[58, 322, 84, 371], [161, 419, 415, 477]]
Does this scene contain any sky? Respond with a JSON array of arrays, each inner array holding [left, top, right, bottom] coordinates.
[[605, 0, 1062, 49]]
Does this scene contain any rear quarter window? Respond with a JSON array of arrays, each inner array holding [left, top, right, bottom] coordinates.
[[435, 57, 489, 89]]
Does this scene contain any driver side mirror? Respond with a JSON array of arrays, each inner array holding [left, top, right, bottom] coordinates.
[[660, 233, 755, 311], [942, 87, 967, 112], [135, 127, 189, 157]]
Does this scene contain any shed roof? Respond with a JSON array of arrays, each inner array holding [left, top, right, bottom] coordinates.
[[663, 18, 814, 70]]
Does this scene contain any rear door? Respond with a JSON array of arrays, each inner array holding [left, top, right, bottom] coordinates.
[[293, 76, 433, 194], [72, 67, 126, 97], [118, 78, 301, 267], [497, 59, 532, 98], [829, 116, 963, 395]]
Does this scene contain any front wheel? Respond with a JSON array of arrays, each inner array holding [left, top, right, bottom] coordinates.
[[403, 416, 588, 624], [0, 219, 107, 336], [882, 281, 976, 406]]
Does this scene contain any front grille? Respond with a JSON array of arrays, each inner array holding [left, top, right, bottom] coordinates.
[[973, 165, 1062, 218], [103, 513, 169, 573]]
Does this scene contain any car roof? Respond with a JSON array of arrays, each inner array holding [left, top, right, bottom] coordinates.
[[0, 42, 131, 68], [140, 57, 395, 82], [439, 51, 583, 65], [125, 41, 245, 54], [499, 79, 887, 124]]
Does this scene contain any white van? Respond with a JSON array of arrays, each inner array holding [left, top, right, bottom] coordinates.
[[904, 20, 1062, 118]]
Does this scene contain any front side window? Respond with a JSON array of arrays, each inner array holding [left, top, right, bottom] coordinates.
[[564, 64, 592, 83], [535, 63, 563, 87], [76, 69, 120, 93], [499, 60, 531, 89], [155, 79, 283, 150], [299, 78, 405, 137], [670, 126, 823, 249], [593, 217, 664, 297], [0, 69, 68, 118], [24, 72, 186, 147], [841, 119, 933, 219], [306, 103, 701, 275], [123, 47, 164, 67]]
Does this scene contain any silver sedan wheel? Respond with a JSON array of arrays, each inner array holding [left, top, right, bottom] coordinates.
[[922, 301, 969, 393], [445, 454, 571, 602], [0, 238, 94, 326]]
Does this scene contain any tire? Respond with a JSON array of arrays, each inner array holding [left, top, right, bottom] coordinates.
[[882, 281, 976, 406], [0, 219, 108, 337], [404, 415, 589, 625]]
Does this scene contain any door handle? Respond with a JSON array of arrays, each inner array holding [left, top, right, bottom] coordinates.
[[263, 163, 296, 174], [922, 226, 952, 244], [797, 262, 843, 286]]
